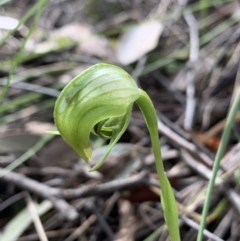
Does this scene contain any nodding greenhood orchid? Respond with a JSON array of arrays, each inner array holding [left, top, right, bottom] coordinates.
[[53, 63, 180, 241]]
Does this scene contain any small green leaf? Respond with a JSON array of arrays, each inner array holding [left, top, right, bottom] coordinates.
[[45, 130, 60, 135]]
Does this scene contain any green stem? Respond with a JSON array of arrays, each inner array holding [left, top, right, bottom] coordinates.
[[136, 89, 180, 241], [197, 89, 240, 241], [136, 90, 165, 182]]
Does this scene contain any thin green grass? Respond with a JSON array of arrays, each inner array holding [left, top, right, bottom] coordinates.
[[143, 225, 165, 241], [0, 134, 54, 178], [0, 99, 55, 125], [200, 0, 208, 30], [0, 1, 44, 46], [0, 0, 52, 191], [0, 93, 42, 114], [161, 0, 236, 22], [197, 89, 240, 241], [0, 0, 48, 103], [140, 1, 239, 77]]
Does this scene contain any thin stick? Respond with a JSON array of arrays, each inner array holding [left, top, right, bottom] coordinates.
[[26, 193, 49, 241], [64, 215, 96, 241], [0, 167, 147, 220], [183, 10, 199, 130], [181, 215, 224, 241]]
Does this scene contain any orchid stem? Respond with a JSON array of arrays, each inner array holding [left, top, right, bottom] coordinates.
[[136, 89, 180, 241]]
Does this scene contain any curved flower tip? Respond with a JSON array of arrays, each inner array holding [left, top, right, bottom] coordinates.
[[54, 63, 140, 167]]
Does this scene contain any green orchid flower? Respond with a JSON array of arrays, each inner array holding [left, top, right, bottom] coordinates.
[[54, 63, 180, 241]]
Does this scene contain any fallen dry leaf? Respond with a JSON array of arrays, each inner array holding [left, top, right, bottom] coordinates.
[[116, 20, 164, 65]]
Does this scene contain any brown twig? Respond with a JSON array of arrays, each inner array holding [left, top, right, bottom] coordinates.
[[0, 167, 79, 221], [0, 168, 148, 220], [54, 171, 149, 199], [157, 118, 214, 167]]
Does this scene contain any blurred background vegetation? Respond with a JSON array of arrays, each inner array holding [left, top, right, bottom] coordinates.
[[0, 0, 240, 240]]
